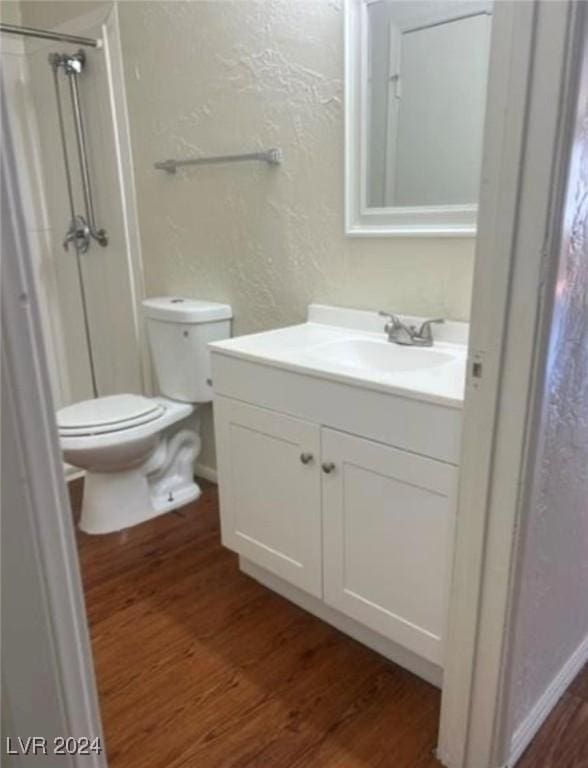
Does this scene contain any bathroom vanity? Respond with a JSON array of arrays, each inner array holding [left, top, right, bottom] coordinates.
[[210, 305, 468, 686]]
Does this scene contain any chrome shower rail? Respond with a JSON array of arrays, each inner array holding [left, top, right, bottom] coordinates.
[[0, 22, 100, 48], [49, 48, 106, 397], [154, 148, 282, 174], [50, 50, 108, 251]]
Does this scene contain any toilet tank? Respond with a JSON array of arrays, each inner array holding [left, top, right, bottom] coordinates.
[[142, 297, 232, 403]]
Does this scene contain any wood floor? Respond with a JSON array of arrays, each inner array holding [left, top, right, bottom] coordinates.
[[517, 665, 588, 768], [72, 480, 588, 768]]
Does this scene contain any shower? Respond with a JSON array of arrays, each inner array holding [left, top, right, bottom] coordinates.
[[49, 50, 108, 253], [49, 47, 109, 397], [0, 12, 147, 411]]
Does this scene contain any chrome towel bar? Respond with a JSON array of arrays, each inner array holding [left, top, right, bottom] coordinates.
[[0, 22, 100, 48], [154, 148, 282, 174]]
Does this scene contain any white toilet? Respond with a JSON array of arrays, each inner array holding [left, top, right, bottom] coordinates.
[[57, 297, 232, 534]]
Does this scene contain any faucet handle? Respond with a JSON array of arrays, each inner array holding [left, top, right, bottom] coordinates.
[[378, 310, 401, 324], [416, 317, 445, 341], [378, 310, 402, 337]]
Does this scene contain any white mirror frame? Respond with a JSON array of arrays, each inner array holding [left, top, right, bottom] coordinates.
[[344, 0, 478, 237]]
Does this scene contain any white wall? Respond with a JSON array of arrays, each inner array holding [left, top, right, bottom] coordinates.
[[20, 0, 476, 469], [505, 19, 588, 758]]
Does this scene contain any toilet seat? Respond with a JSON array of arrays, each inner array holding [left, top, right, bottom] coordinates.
[[59, 397, 193, 456], [57, 394, 165, 437]]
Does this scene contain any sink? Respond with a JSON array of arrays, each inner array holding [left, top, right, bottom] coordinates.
[[306, 338, 456, 375], [209, 304, 468, 407]]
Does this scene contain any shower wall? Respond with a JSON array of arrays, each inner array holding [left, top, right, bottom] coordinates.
[[1, 21, 70, 405], [2, 3, 147, 408]]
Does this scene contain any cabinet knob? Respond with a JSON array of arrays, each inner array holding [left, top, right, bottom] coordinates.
[[321, 461, 336, 474], [300, 452, 314, 465]]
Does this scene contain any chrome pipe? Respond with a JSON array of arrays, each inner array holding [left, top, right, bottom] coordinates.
[[51, 63, 78, 229], [0, 22, 100, 48], [67, 61, 96, 232], [63, 52, 108, 247], [50, 52, 92, 254], [50, 57, 99, 398]]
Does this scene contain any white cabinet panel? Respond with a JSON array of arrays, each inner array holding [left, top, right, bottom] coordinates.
[[322, 428, 457, 664], [214, 396, 322, 597]]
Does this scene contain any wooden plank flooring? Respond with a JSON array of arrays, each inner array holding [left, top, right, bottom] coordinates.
[[73, 480, 442, 768], [72, 480, 588, 768]]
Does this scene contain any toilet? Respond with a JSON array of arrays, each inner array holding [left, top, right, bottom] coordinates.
[[57, 297, 232, 534]]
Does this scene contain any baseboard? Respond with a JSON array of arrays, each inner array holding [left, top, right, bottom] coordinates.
[[195, 463, 218, 484], [240, 557, 443, 689], [508, 632, 588, 767]]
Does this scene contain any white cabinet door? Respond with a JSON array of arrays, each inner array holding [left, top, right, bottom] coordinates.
[[322, 428, 457, 665], [214, 396, 322, 597]]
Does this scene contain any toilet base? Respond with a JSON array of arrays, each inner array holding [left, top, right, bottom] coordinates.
[[79, 468, 201, 534], [79, 424, 202, 535]]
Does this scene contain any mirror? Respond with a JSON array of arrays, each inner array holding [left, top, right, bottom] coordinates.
[[345, 0, 493, 236]]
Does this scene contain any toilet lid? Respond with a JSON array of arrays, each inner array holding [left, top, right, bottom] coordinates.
[[57, 394, 165, 436]]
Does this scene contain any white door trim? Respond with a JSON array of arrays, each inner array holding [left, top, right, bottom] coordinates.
[[1, 81, 106, 767], [492, 3, 588, 764], [438, 1, 584, 766]]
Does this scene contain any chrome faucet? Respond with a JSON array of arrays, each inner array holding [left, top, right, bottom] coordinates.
[[379, 312, 445, 347]]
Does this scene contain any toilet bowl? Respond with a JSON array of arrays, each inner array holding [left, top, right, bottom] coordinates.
[[58, 297, 232, 534], [58, 395, 200, 533]]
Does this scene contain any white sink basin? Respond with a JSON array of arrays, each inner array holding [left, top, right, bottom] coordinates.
[[306, 338, 456, 375], [209, 304, 469, 407]]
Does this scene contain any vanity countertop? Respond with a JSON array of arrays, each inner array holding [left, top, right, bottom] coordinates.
[[209, 305, 468, 409]]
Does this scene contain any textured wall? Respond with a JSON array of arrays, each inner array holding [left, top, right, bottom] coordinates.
[[507, 33, 588, 738], [117, 1, 474, 336], [17, 0, 101, 28], [116, 0, 475, 467]]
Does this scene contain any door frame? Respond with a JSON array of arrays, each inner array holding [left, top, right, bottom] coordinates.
[[1, 80, 106, 767], [438, 1, 585, 766]]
